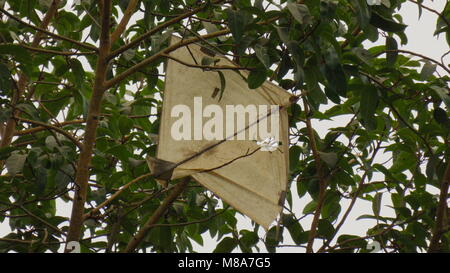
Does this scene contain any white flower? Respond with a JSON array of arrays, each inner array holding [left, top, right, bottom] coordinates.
[[337, 21, 348, 36], [366, 0, 382, 5], [256, 137, 279, 152]]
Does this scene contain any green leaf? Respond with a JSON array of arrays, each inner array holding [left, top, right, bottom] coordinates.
[[322, 195, 341, 221], [118, 115, 134, 136], [254, 44, 270, 69], [323, 87, 339, 105], [0, 44, 32, 65], [282, 214, 307, 245], [122, 49, 136, 61], [386, 37, 398, 66], [201, 56, 215, 66], [69, 58, 85, 88], [275, 26, 290, 45], [45, 136, 59, 151], [217, 71, 226, 102], [39, 0, 53, 8], [5, 152, 27, 176], [391, 151, 417, 173], [297, 176, 308, 198], [226, 9, 250, 43], [239, 230, 259, 250], [0, 146, 16, 160], [247, 68, 267, 89], [433, 107, 449, 125], [372, 192, 383, 217], [0, 44, 32, 75], [430, 86, 450, 110], [337, 234, 367, 250], [0, 63, 12, 92], [352, 48, 373, 64], [360, 85, 378, 130], [265, 226, 282, 253], [106, 145, 132, 162], [370, 12, 408, 33], [318, 152, 338, 167], [289, 146, 302, 172], [254, 0, 264, 10], [356, 214, 381, 221], [287, 3, 312, 25], [213, 237, 238, 253], [303, 200, 317, 214], [305, 60, 327, 106], [350, 0, 370, 28], [317, 219, 335, 240], [324, 47, 347, 97], [420, 61, 437, 80], [55, 164, 73, 190], [202, 21, 219, 34], [35, 167, 48, 194]]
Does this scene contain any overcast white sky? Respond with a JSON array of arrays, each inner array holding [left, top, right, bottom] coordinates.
[[0, 0, 448, 253]]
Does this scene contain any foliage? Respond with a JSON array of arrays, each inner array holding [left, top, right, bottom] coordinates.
[[0, 0, 449, 253]]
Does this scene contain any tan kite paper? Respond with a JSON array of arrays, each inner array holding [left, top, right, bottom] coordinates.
[[150, 36, 293, 229]]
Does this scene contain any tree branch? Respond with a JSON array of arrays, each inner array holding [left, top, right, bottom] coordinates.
[[382, 49, 450, 75], [124, 177, 190, 253], [302, 97, 328, 253], [428, 159, 450, 252], [65, 0, 111, 249], [83, 173, 153, 220], [14, 119, 85, 136], [17, 44, 96, 56], [18, 205, 65, 236], [13, 116, 82, 150], [111, 0, 139, 44]]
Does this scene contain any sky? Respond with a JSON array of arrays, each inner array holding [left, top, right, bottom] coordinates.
[[0, 0, 448, 253]]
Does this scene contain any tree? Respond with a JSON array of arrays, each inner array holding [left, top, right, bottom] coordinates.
[[0, 0, 448, 253]]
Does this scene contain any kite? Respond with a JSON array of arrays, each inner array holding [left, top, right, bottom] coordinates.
[[148, 36, 295, 229]]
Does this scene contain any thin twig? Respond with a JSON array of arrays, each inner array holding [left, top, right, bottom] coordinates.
[[408, 0, 450, 31], [14, 119, 85, 136], [162, 53, 252, 71], [302, 97, 328, 253], [108, 0, 226, 60], [0, 7, 98, 52], [13, 116, 82, 150], [376, 49, 450, 75], [17, 43, 95, 56], [124, 177, 190, 253]]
